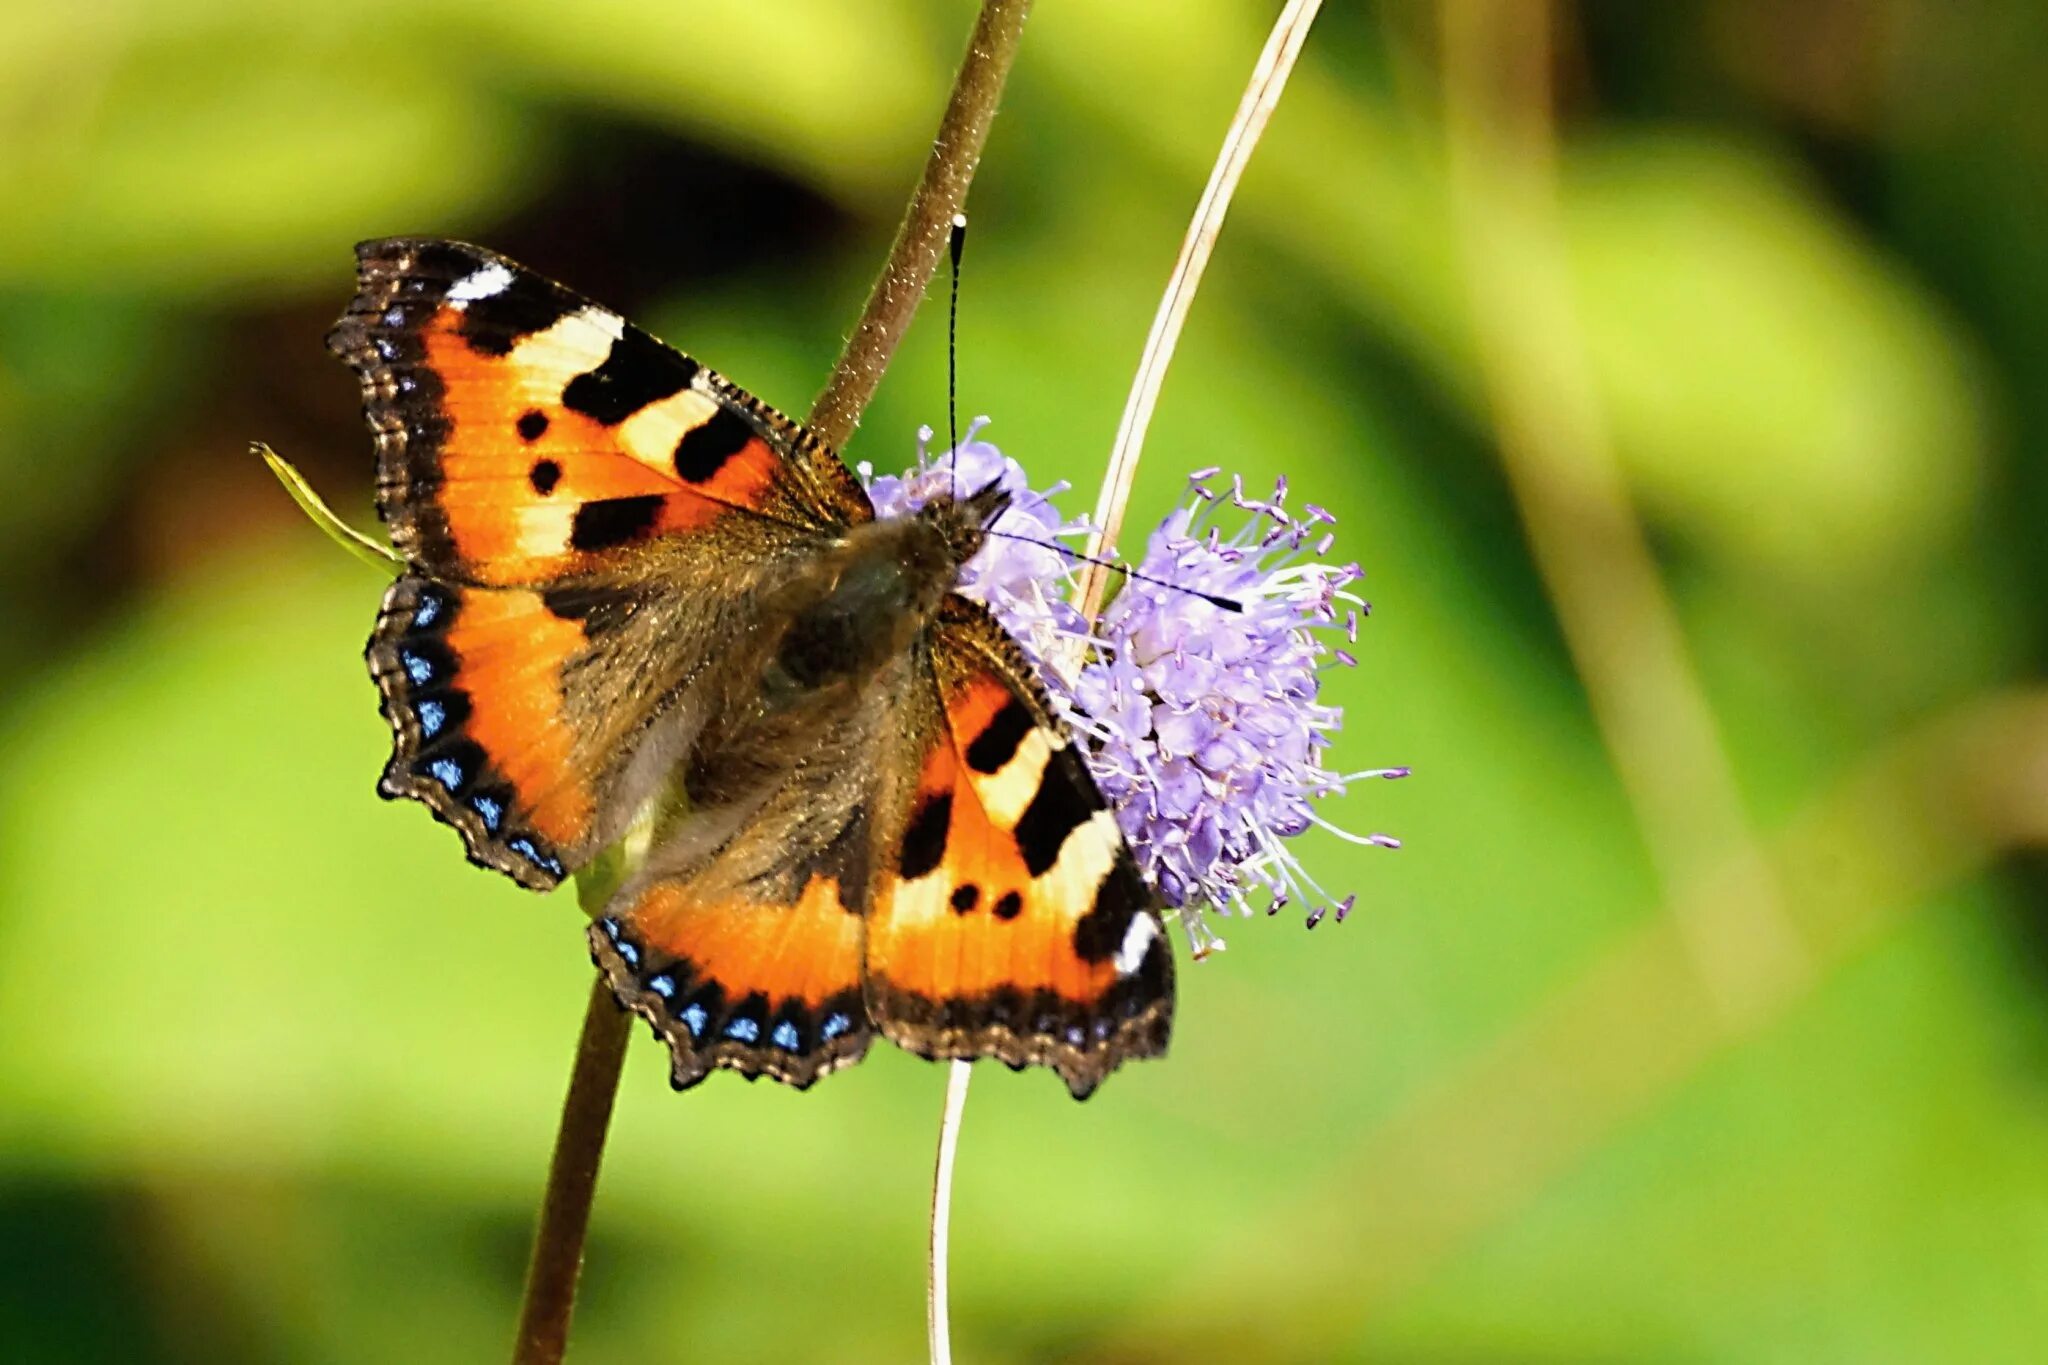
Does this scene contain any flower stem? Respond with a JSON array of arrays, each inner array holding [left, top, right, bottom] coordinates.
[[510, 6, 1035, 1363], [927, 6, 1325, 1361], [511, 975, 630, 1365], [926, 1058, 974, 1365], [808, 0, 1035, 452], [1074, 0, 1325, 621]]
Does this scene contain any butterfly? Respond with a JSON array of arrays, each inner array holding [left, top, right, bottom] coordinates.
[[326, 238, 1172, 1098]]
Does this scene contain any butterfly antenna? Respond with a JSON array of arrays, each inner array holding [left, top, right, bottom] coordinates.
[[981, 527, 1244, 613], [943, 217, 1232, 614], [947, 213, 967, 502]]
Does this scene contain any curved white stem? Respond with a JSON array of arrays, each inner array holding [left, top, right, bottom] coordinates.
[[927, 1059, 974, 1365]]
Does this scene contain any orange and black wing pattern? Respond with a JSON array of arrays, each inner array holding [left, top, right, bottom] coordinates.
[[590, 826, 873, 1092], [327, 237, 870, 583], [364, 574, 584, 887], [864, 597, 1174, 1098], [587, 699, 884, 1091], [332, 239, 869, 888]]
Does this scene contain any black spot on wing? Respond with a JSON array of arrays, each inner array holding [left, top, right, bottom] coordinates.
[[950, 884, 980, 913], [456, 274, 579, 357], [540, 583, 637, 637], [569, 494, 664, 552], [517, 409, 549, 441], [673, 407, 755, 483], [561, 329, 696, 425], [899, 794, 952, 880], [964, 699, 1034, 774], [993, 890, 1023, 921], [529, 459, 561, 494], [1015, 758, 1096, 877]]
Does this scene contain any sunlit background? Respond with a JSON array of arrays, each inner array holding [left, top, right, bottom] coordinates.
[[4, 2, 2045, 1361]]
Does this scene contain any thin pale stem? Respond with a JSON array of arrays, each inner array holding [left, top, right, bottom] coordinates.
[[926, 1059, 974, 1365], [809, 0, 1035, 453], [511, 975, 631, 1365], [927, 5, 1326, 1361], [1074, 0, 1326, 620], [512, 6, 1034, 1363]]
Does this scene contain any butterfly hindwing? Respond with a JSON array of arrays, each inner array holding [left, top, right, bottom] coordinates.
[[591, 866, 872, 1093], [588, 700, 887, 1090], [366, 573, 589, 887], [864, 597, 1174, 1099]]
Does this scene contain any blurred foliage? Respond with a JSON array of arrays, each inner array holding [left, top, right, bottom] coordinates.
[[3, 1, 2046, 1362]]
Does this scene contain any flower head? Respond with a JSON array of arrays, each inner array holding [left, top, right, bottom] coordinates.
[[863, 418, 1091, 665], [1073, 472, 1404, 953], [866, 427, 1403, 957]]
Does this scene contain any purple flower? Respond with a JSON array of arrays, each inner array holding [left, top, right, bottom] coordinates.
[[867, 425, 1404, 957], [863, 418, 1092, 666]]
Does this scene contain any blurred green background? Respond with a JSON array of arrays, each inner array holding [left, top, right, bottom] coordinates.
[[4, 1, 2045, 1361]]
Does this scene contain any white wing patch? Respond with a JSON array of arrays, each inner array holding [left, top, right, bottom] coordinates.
[[966, 726, 1058, 826], [445, 263, 514, 308], [1113, 911, 1161, 976]]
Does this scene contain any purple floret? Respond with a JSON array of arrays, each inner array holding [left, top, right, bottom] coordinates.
[[866, 427, 1404, 956]]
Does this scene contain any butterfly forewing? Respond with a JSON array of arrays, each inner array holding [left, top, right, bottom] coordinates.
[[329, 237, 870, 583]]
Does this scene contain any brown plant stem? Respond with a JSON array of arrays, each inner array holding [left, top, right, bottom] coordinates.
[[511, 976, 630, 1365], [809, 0, 1035, 452], [510, 5, 1035, 1363]]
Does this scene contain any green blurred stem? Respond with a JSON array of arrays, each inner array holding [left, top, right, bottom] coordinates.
[[807, 0, 1034, 451], [511, 5, 1034, 1363], [1437, 0, 1803, 1019]]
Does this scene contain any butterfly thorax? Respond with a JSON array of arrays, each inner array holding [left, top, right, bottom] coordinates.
[[757, 483, 1008, 708]]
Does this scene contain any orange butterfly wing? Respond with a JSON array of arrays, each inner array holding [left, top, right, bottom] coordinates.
[[330, 238, 869, 584], [591, 846, 874, 1092], [588, 702, 887, 1091], [333, 239, 869, 886], [864, 598, 1174, 1098]]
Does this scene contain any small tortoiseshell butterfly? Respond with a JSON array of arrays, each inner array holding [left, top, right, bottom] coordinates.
[[327, 239, 1171, 1098]]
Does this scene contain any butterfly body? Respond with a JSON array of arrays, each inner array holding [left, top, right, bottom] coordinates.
[[330, 239, 1171, 1097]]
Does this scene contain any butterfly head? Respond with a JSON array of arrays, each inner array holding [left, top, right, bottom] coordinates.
[[913, 478, 1012, 578]]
